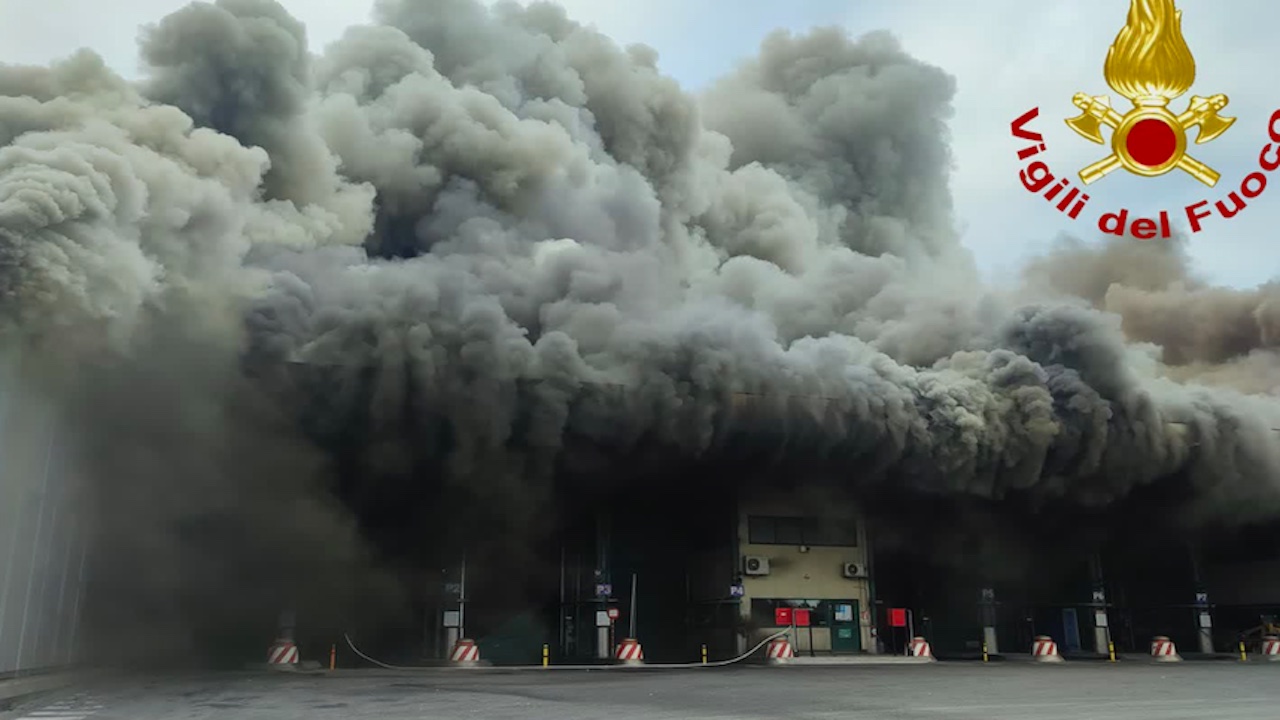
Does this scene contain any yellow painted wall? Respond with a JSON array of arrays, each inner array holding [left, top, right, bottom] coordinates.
[[737, 490, 873, 653]]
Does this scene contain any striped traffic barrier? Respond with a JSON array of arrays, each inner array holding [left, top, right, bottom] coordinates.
[[765, 637, 794, 664], [909, 636, 934, 659], [267, 638, 299, 666], [1150, 635, 1182, 662], [615, 637, 644, 665], [450, 638, 481, 664], [1032, 635, 1064, 662], [1261, 635, 1280, 661]]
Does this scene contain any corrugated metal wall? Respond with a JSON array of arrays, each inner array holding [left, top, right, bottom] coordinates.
[[0, 344, 89, 676]]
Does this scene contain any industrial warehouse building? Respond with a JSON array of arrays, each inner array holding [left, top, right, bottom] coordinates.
[[7, 344, 1280, 668], [409, 474, 1280, 665]]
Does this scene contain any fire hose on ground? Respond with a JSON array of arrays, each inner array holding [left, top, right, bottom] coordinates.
[[341, 629, 793, 671]]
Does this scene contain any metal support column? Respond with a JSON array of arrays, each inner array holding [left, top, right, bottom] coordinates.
[[1090, 554, 1111, 656], [1189, 548, 1213, 654], [595, 511, 611, 660], [980, 587, 998, 655]]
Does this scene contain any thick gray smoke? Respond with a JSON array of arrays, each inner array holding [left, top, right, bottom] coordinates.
[[2, 0, 1279, 658]]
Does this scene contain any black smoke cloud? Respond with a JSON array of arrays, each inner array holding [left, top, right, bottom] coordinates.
[[2, 0, 1279, 661]]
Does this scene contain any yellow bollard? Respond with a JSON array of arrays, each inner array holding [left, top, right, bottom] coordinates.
[[1108, 640, 1116, 663], [1240, 640, 1248, 662], [982, 641, 989, 662], [542, 644, 550, 667], [701, 644, 708, 664]]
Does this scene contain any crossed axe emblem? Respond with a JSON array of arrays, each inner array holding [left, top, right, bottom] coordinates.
[[1065, 92, 1235, 187]]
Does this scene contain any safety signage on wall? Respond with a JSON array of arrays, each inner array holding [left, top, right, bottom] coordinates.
[[835, 604, 854, 622], [729, 584, 745, 597], [889, 608, 907, 627], [775, 607, 792, 626], [595, 611, 611, 627], [607, 607, 620, 620], [443, 610, 461, 628], [794, 609, 811, 627], [595, 583, 612, 598]]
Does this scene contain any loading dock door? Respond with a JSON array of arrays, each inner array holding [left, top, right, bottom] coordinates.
[[831, 600, 861, 653], [1062, 608, 1082, 654]]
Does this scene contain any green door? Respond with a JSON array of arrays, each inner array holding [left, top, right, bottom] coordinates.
[[830, 600, 861, 653]]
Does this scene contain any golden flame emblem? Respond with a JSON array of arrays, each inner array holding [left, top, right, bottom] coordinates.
[[1065, 0, 1235, 186]]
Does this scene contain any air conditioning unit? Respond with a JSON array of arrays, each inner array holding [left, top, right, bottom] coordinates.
[[842, 562, 868, 579], [743, 555, 771, 576]]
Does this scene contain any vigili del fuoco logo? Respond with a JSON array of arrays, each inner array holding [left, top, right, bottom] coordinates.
[[1011, 0, 1280, 239]]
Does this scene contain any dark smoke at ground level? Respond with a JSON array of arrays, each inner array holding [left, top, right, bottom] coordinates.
[[0, 0, 1277, 665]]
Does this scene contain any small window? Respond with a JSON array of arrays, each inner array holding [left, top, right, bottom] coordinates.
[[746, 515, 858, 546], [775, 517, 804, 545], [747, 516, 775, 544], [750, 598, 777, 626], [806, 518, 858, 547]]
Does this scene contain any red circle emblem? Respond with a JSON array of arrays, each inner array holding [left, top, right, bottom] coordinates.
[[1125, 118, 1178, 167]]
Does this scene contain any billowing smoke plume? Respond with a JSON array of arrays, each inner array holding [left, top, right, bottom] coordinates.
[[2, 0, 1279, 660]]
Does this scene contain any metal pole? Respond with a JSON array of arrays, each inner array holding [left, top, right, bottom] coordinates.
[[49, 524, 75, 661], [459, 554, 467, 639], [0, 344, 16, 667], [596, 511, 610, 660], [1189, 548, 1213, 655], [1090, 554, 1110, 657], [629, 573, 637, 638], [278, 610, 296, 642], [28, 503, 58, 670], [64, 537, 88, 665], [559, 545, 566, 655], [864, 519, 879, 654], [0, 482, 25, 662], [981, 590, 999, 655], [15, 413, 56, 673]]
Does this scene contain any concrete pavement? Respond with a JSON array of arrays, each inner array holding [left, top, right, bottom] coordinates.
[[0, 672, 83, 710], [3, 663, 1280, 719]]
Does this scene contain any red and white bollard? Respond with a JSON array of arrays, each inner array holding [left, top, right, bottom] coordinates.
[[450, 638, 481, 664], [766, 637, 794, 664], [267, 610, 299, 669], [1032, 635, 1064, 662], [1261, 635, 1280, 661], [1151, 635, 1182, 662], [267, 638, 299, 667], [909, 636, 934, 659], [615, 637, 644, 665]]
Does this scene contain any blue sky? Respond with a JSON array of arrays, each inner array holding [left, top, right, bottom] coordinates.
[[3, 0, 1276, 289]]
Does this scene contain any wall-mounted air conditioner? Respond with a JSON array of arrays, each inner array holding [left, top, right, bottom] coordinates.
[[743, 555, 771, 576], [842, 561, 868, 578]]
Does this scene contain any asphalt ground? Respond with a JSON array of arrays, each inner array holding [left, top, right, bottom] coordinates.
[[4, 662, 1280, 719]]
